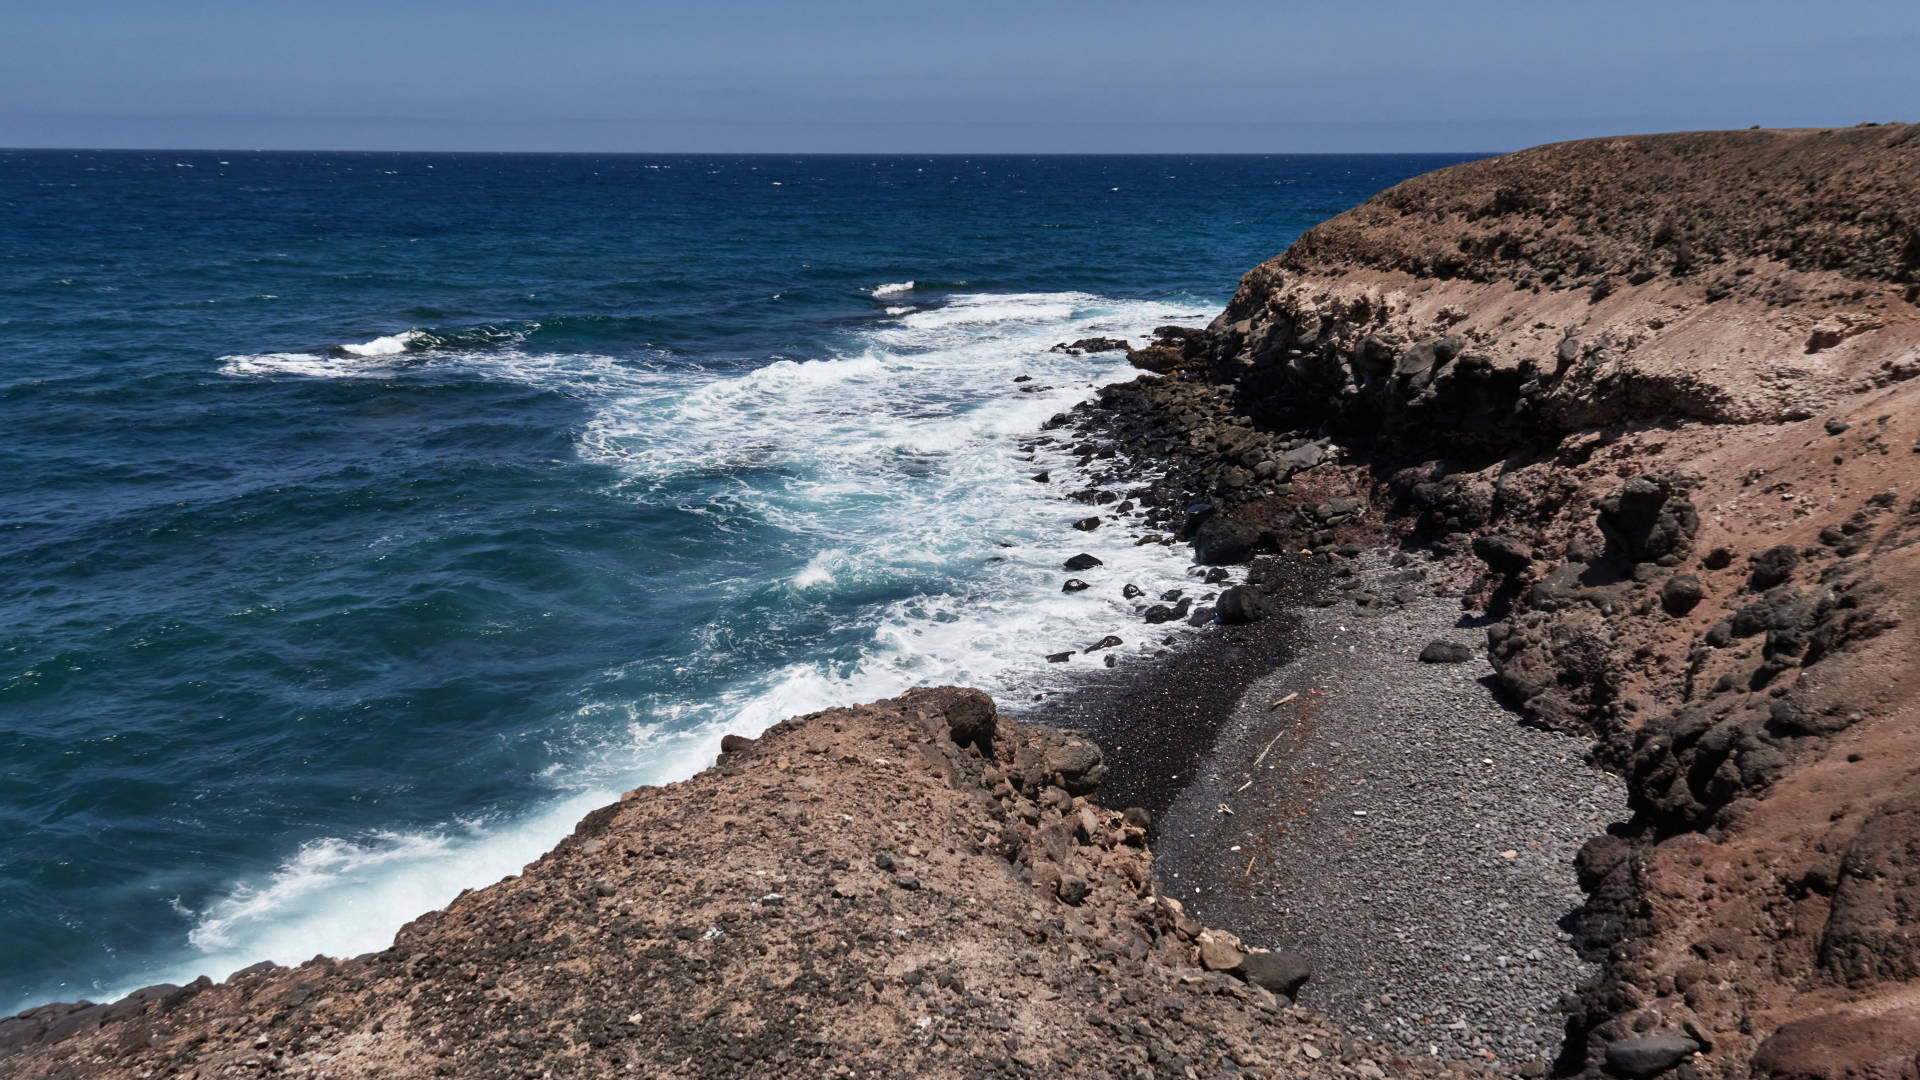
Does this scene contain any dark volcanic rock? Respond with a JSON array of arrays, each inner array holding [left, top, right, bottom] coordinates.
[[1072, 516, 1101, 531], [1192, 517, 1261, 565], [1062, 578, 1090, 593], [1056, 874, 1089, 905], [1418, 640, 1473, 663], [1471, 534, 1533, 576], [1596, 473, 1699, 566], [1214, 586, 1263, 624], [1660, 573, 1705, 615], [896, 686, 998, 753], [1237, 952, 1313, 1001], [1064, 553, 1103, 571], [1144, 599, 1193, 625], [1179, 502, 1216, 538], [1280, 442, 1327, 472], [1125, 326, 1210, 376], [1035, 736, 1108, 794], [1309, 496, 1365, 524], [1748, 544, 1801, 590], [1050, 337, 1130, 355], [1485, 608, 1620, 734]]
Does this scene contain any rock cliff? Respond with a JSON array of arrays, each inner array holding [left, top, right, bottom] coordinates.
[[1138, 125, 1920, 1078]]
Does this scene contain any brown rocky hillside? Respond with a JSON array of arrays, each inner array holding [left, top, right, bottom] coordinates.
[[1160, 124, 1920, 1079]]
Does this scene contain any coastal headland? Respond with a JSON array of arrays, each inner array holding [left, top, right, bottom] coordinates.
[[6, 124, 1919, 1078]]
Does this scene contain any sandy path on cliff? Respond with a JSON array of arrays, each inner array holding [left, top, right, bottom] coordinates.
[[1152, 553, 1627, 1072]]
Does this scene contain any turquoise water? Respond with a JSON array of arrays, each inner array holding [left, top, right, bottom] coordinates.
[[0, 150, 1475, 1009]]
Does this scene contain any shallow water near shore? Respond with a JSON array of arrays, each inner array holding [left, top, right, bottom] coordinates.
[[0, 150, 1478, 1010]]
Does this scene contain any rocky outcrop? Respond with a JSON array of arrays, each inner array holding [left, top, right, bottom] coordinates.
[[2, 689, 1479, 1079], [1113, 127, 1920, 1078], [1185, 125, 1920, 457]]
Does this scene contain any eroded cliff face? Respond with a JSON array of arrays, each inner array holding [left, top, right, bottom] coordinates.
[[1, 690, 1482, 1080], [1159, 126, 1920, 1079], [1204, 128, 1920, 451]]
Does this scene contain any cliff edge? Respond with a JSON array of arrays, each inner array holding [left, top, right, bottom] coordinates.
[[1125, 124, 1920, 1078]]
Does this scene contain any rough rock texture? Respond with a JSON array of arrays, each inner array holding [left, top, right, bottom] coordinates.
[[1, 690, 1485, 1079], [1199, 125, 1920, 451], [1135, 126, 1920, 1078]]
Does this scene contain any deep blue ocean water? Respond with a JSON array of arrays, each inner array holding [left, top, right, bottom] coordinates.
[[0, 150, 1476, 1010]]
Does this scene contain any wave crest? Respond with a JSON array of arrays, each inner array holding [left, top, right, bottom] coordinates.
[[339, 329, 425, 357]]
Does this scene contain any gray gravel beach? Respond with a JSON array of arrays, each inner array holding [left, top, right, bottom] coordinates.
[[1151, 554, 1628, 1072]]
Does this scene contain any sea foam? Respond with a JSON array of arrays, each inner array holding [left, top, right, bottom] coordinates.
[[148, 290, 1221, 1001]]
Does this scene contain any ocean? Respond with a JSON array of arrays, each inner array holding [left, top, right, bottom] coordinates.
[[0, 149, 1476, 1011]]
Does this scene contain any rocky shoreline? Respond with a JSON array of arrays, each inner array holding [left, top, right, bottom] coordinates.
[[998, 123, 1920, 1076], [1059, 124, 1920, 1079], [1013, 355, 1627, 1073], [8, 125, 1920, 1079]]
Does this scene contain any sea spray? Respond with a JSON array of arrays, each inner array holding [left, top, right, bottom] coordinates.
[[119, 292, 1226, 999]]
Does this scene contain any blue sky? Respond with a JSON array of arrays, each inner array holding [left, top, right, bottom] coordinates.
[[2, 0, 1915, 152]]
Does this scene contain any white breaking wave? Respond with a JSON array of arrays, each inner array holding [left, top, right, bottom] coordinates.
[[177, 796, 613, 983], [580, 287, 1226, 736], [217, 329, 424, 378], [896, 292, 1077, 330], [216, 352, 387, 379], [870, 280, 914, 297], [339, 329, 425, 357], [217, 332, 656, 395], [148, 289, 1224, 1002], [791, 547, 849, 591]]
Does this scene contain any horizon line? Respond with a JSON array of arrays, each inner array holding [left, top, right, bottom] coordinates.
[[0, 145, 1503, 158]]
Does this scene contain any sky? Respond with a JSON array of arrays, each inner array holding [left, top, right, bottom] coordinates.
[[2, 0, 1915, 153]]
